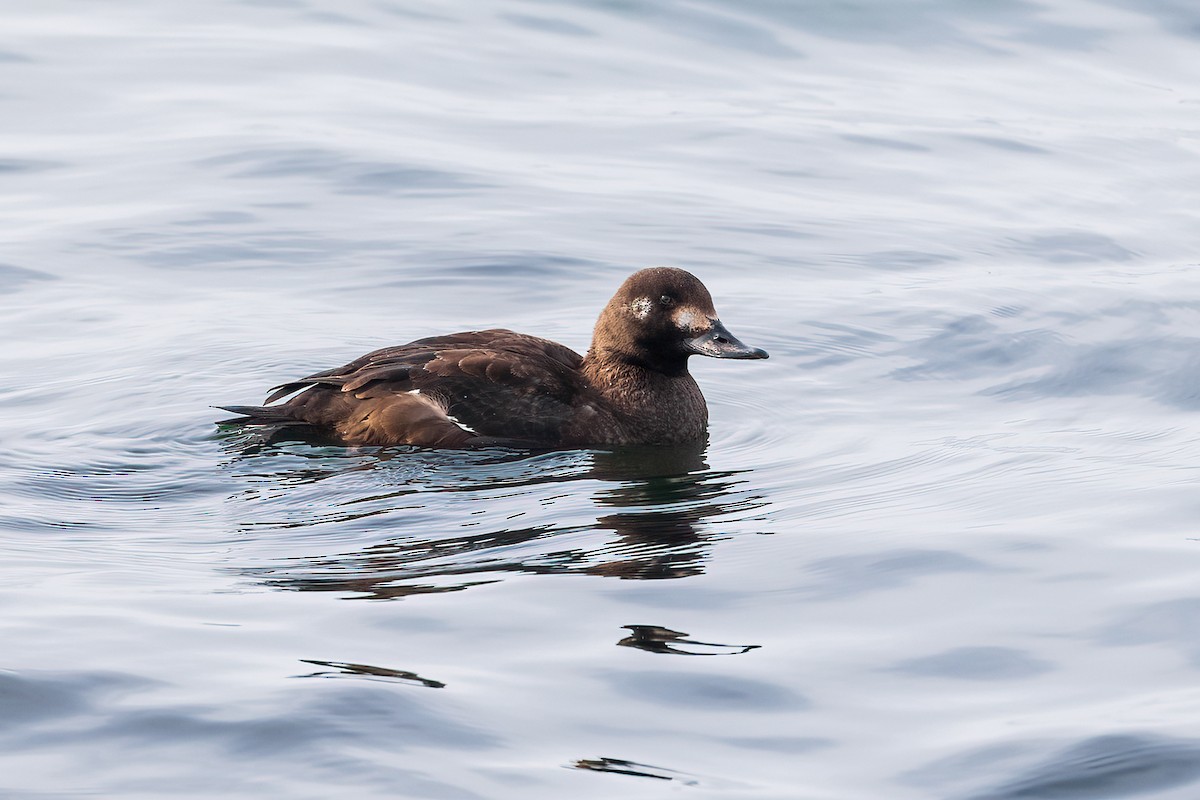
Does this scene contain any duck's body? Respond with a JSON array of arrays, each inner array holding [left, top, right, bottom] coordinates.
[[219, 267, 766, 448]]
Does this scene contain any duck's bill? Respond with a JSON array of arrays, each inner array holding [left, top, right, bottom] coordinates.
[[686, 320, 769, 360]]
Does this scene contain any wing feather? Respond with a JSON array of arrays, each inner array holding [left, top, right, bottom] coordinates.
[[248, 329, 586, 445]]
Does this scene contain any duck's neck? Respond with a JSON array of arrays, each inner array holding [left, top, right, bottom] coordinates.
[[580, 350, 708, 444]]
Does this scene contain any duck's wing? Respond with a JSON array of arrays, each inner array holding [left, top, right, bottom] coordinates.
[[259, 332, 446, 404], [258, 329, 586, 445], [263, 330, 577, 401]]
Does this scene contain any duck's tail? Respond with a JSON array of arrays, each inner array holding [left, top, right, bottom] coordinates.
[[216, 403, 338, 445], [215, 404, 294, 424]]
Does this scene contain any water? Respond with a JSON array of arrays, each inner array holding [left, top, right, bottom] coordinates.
[[3, 1, 1200, 797]]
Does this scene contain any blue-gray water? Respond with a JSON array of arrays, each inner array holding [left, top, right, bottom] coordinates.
[[3, 1, 1200, 798]]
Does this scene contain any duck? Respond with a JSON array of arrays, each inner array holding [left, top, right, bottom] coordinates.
[[218, 267, 767, 447]]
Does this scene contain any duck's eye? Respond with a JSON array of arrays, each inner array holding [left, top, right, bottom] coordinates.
[[660, 295, 674, 307]]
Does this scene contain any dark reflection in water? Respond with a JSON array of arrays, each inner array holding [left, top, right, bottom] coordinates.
[[295, 660, 445, 689], [571, 756, 700, 785], [617, 625, 760, 656], [221, 437, 768, 599]]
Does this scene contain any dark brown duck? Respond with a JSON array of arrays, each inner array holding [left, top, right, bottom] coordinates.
[[218, 267, 767, 447]]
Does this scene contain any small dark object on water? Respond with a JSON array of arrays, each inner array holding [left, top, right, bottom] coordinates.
[[218, 267, 767, 447]]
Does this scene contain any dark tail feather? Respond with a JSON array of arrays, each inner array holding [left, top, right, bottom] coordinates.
[[263, 381, 319, 404], [215, 404, 306, 426]]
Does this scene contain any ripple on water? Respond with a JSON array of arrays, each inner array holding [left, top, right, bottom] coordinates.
[[969, 734, 1200, 800], [196, 147, 490, 197], [0, 667, 496, 798], [885, 646, 1054, 681], [0, 263, 56, 292], [221, 439, 770, 598], [2, 434, 228, 544], [5, 0, 1200, 796]]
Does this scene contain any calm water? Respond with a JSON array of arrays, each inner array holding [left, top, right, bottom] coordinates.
[[4, 1, 1200, 798]]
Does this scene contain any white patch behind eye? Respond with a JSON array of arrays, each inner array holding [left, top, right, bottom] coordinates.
[[629, 296, 653, 319]]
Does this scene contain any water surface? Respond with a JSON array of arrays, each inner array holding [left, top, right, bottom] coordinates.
[[3, 1, 1200, 798]]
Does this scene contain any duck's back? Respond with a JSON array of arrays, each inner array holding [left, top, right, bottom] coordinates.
[[228, 329, 586, 446]]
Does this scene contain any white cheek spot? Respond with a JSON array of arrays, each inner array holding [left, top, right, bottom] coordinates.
[[406, 389, 422, 396], [629, 296, 653, 319], [673, 307, 705, 333]]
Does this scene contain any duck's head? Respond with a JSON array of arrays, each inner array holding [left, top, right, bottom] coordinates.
[[592, 267, 768, 375]]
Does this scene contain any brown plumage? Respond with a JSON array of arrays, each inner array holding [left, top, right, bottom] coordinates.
[[218, 267, 767, 447]]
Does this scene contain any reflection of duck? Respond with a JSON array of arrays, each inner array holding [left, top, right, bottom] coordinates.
[[296, 659, 445, 688], [579, 441, 730, 580], [616, 625, 760, 656], [572, 757, 700, 785], [219, 268, 766, 447], [230, 441, 769, 599]]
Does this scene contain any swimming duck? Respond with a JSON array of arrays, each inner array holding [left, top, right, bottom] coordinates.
[[218, 267, 767, 447]]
